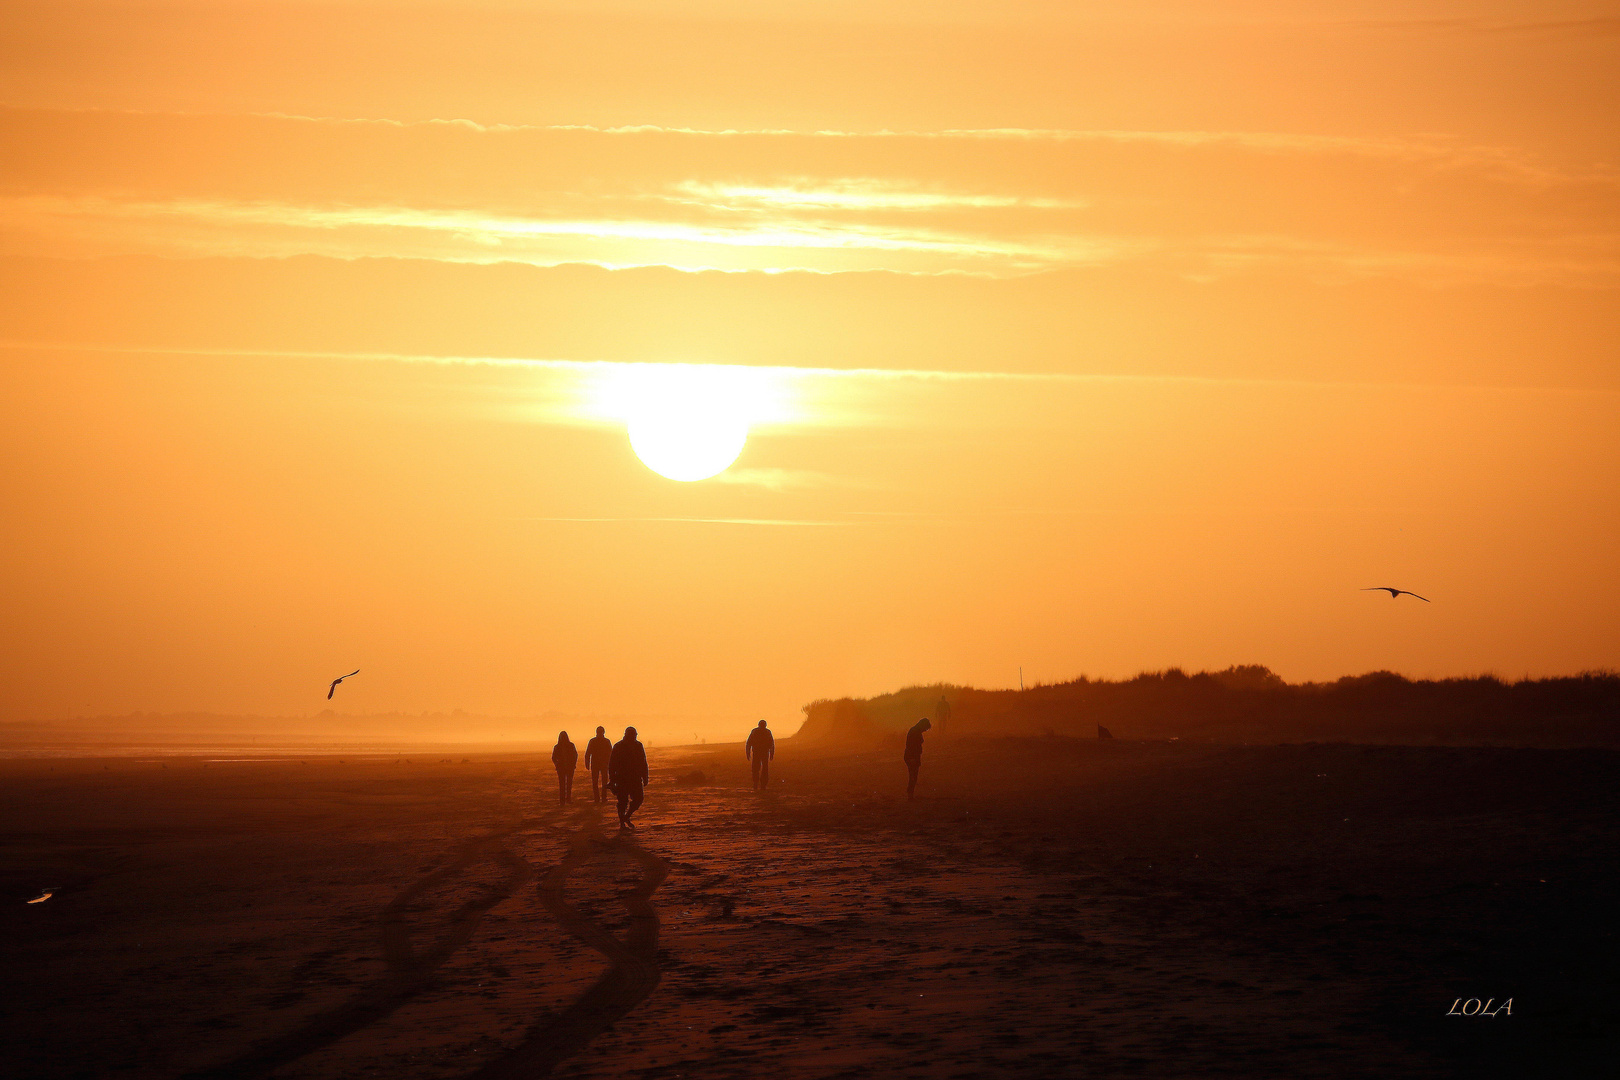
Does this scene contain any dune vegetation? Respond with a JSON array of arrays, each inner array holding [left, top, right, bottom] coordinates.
[[797, 667, 1620, 749]]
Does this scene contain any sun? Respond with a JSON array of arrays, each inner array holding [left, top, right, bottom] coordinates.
[[585, 363, 789, 482], [628, 407, 749, 482]]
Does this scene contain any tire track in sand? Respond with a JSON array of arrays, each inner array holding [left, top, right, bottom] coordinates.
[[468, 811, 669, 1079], [187, 829, 532, 1080]]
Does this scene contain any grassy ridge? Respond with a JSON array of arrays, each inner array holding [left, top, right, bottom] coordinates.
[[797, 666, 1620, 749]]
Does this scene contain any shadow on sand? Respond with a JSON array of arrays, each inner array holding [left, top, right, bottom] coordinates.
[[469, 806, 669, 1079], [185, 827, 533, 1079]]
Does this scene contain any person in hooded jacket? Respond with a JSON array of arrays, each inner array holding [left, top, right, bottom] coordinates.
[[609, 726, 650, 828], [552, 731, 578, 804], [904, 717, 931, 801], [745, 719, 775, 790]]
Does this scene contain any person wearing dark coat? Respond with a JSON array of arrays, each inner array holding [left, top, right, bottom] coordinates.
[[745, 719, 775, 790], [904, 717, 931, 800], [552, 731, 578, 804], [608, 726, 650, 828], [584, 725, 614, 803]]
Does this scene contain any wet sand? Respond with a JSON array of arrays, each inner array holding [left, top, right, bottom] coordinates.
[[2, 740, 1615, 1078]]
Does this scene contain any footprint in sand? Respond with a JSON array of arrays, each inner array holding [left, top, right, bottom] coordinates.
[[467, 809, 670, 1079], [183, 808, 668, 1080], [184, 829, 533, 1080]]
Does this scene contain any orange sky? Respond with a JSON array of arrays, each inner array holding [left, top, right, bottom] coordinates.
[[2, 1, 1617, 738]]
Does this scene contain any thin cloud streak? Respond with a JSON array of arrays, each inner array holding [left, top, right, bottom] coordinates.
[[243, 111, 1608, 164], [4, 340, 1615, 398], [511, 516, 855, 526], [667, 180, 1082, 211], [6, 107, 1615, 282], [1356, 16, 1620, 39], [0, 194, 1096, 274], [710, 467, 838, 490], [9, 193, 1605, 283]]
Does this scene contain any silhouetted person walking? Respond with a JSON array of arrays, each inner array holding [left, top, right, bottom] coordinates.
[[904, 717, 931, 800], [745, 719, 775, 790], [609, 726, 649, 828], [936, 694, 951, 738], [552, 731, 578, 804], [585, 725, 613, 803]]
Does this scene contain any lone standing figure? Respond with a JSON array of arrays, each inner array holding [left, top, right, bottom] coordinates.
[[904, 717, 931, 801], [584, 725, 613, 803], [745, 719, 775, 790], [552, 731, 578, 804], [609, 726, 650, 828]]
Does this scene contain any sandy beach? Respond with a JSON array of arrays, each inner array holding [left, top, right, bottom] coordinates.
[[2, 738, 1614, 1078]]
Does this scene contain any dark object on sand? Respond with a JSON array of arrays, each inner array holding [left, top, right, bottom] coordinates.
[[1362, 587, 1430, 602], [327, 669, 360, 699], [674, 769, 708, 785], [1097, 725, 1113, 739]]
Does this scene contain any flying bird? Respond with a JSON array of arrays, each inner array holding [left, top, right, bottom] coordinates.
[[328, 670, 360, 699], [1362, 587, 1430, 602]]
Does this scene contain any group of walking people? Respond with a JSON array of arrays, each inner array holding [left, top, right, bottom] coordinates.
[[549, 711, 937, 826], [550, 724, 649, 828]]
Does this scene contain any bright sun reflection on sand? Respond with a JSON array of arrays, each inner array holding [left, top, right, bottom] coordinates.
[[583, 363, 794, 481]]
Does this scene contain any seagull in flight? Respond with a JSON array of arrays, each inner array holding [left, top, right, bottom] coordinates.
[[1362, 587, 1430, 602], [328, 670, 360, 699]]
